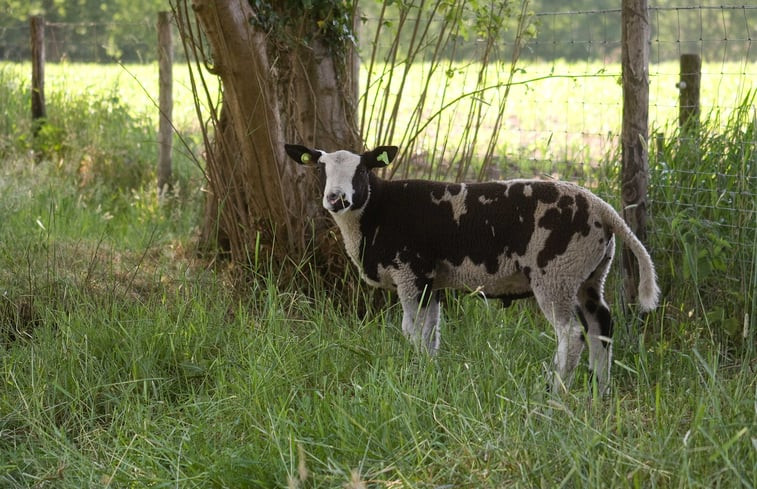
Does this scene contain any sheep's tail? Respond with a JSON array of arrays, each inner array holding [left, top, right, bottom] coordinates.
[[601, 202, 660, 312]]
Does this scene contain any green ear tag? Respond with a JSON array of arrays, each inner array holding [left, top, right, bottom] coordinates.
[[301, 153, 311, 164], [376, 151, 389, 165]]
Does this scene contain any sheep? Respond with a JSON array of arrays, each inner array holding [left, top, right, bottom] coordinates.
[[284, 144, 660, 394]]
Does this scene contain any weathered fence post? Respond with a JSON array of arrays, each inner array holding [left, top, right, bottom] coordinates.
[[678, 53, 701, 132], [157, 11, 173, 196], [621, 0, 650, 310], [30, 15, 46, 139]]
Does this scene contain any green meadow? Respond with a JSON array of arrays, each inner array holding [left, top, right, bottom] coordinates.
[[0, 60, 755, 488]]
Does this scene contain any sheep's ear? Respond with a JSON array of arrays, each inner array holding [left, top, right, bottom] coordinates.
[[284, 144, 321, 166], [362, 146, 398, 169]]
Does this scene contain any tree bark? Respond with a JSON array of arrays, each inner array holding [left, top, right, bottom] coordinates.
[[189, 0, 360, 268]]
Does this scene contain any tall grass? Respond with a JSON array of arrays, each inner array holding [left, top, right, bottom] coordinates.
[[1, 62, 755, 488], [0, 63, 204, 341], [2, 239, 755, 487]]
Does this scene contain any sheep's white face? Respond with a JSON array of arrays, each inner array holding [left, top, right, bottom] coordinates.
[[284, 144, 399, 214], [318, 150, 364, 214]]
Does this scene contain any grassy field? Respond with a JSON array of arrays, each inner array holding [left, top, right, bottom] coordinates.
[[1, 61, 755, 488]]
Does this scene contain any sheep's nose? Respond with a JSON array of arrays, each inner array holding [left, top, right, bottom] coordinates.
[[326, 191, 344, 205]]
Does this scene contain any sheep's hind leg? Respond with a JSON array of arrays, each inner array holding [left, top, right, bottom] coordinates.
[[577, 252, 614, 395], [420, 292, 441, 353], [398, 284, 440, 355]]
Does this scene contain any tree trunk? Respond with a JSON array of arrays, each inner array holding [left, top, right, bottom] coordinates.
[[188, 0, 360, 269]]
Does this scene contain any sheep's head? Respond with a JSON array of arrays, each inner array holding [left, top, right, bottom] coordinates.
[[284, 145, 398, 214]]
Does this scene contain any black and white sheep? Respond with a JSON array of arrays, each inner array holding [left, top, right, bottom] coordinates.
[[284, 144, 660, 394]]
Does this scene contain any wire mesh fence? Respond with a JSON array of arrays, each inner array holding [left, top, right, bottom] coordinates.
[[520, 6, 755, 320]]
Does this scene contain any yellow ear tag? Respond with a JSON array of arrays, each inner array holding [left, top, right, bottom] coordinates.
[[376, 151, 389, 165], [301, 153, 311, 164]]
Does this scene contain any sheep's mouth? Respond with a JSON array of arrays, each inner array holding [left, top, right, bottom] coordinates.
[[325, 194, 351, 213], [326, 201, 350, 213]]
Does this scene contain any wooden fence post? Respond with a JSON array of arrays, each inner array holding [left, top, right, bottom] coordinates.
[[30, 15, 46, 138], [157, 11, 173, 196], [621, 0, 650, 310], [678, 53, 701, 132]]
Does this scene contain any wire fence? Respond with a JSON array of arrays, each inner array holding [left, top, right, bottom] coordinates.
[[534, 7, 755, 312], [518, 6, 755, 319], [483, 5, 755, 172]]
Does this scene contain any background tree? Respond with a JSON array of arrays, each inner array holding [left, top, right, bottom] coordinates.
[[174, 0, 361, 272]]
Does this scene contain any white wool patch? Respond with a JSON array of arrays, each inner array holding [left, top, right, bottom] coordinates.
[[332, 209, 364, 272], [435, 255, 530, 295], [430, 183, 468, 224], [332, 215, 402, 291], [366, 261, 399, 289], [364, 254, 419, 291]]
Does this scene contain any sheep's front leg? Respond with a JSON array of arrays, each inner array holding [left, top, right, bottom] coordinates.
[[398, 285, 441, 354], [533, 285, 584, 394], [549, 324, 585, 393]]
